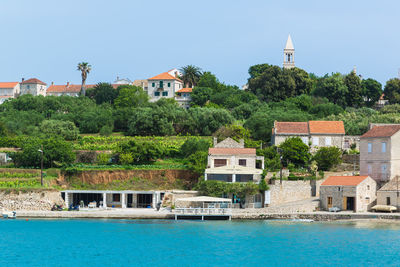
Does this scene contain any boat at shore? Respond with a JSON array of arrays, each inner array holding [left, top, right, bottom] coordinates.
[[2, 211, 16, 219]]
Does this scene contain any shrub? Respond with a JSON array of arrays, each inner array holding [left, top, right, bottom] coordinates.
[[313, 147, 342, 171], [180, 138, 210, 158], [119, 153, 133, 165], [279, 137, 311, 168], [185, 151, 208, 174], [99, 125, 113, 136], [195, 180, 259, 198], [96, 153, 111, 165]]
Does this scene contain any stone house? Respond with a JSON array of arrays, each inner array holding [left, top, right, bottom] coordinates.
[[320, 175, 377, 212], [376, 176, 400, 209], [205, 138, 264, 183], [359, 124, 400, 183], [0, 82, 20, 104], [204, 138, 265, 208], [147, 69, 184, 102], [271, 121, 347, 151], [20, 78, 47, 96], [175, 87, 192, 109]]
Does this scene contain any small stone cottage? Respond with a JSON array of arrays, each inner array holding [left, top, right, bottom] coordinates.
[[320, 176, 376, 212], [376, 176, 400, 209]]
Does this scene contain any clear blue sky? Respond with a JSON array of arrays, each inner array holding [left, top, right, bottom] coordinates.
[[0, 0, 398, 86]]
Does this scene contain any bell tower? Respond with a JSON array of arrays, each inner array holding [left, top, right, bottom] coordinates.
[[283, 34, 295, 69]]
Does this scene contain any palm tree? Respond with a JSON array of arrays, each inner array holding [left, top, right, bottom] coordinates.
[[77, 62, 92, 96], [179, 65, 202, 88]]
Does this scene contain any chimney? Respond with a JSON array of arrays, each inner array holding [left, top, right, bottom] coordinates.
[[66, 82, 70, 86], [239, 139, 244, 148], [21, 78, 24, 82], [213, 137, 218, 147]]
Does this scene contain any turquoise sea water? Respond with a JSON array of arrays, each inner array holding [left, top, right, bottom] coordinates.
[[1, 219, 400, 266]]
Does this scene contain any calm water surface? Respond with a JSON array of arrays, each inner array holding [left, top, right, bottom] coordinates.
[[1, 219, 400, 266]]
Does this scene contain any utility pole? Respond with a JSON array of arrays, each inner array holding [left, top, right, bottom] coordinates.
[[38, 145, 44, 186]]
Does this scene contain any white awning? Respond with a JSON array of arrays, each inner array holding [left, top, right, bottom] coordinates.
[[175, 196, 232, 203], [205, 165, 262, 175]]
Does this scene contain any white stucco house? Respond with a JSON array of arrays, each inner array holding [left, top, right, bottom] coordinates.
[[20, 78, 47, 96], [0, 82, 20, 104], [147, 69, 184, 102]]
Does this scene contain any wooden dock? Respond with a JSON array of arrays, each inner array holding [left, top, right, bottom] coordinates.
[[174, 207, 232, 220]]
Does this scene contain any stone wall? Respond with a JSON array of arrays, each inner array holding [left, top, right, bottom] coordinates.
[[268, 180, 324, 206], [0, 190, 64, 211]]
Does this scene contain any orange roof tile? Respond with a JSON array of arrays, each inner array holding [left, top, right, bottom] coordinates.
[[275, 122, 308, 134], [209, 148, 256, 155], [177, 88, 192, 93], [148, 72, 182, 82], [308, 121, 345, 134], [0, 82, 19, 89], [361, 125, 400, 138], [321, 176, 369, 186], [21, 78, 46, 85]]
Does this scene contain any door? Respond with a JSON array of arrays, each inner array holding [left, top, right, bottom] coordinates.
[[127, 194, 133, 208], [327, 197, 333, 209], [346, 197, 355, 211]]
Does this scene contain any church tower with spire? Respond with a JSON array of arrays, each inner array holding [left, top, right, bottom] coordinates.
[[283, 34, 295, 69]]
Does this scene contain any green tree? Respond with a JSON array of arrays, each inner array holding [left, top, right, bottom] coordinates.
[[89, 83, 117, 105], [180, 65, 202, 88], [114, 85, 149, 108], [12, 137, 75, 168], [77, 62, 92, 96], [344, 71, 363, 107], [186, 151, 208, 174], [383, 78, 400, 104], [313, 146, 342, 171], [197, 72, 219, 90], [180, 138, 210, 158], [213, 125, 251, 143], [362, 78, 382, 107], [190, 87, 213, 106], [279, 137, 311, 167], [40, 120, 79, 141], [313, 73, 348, 107]]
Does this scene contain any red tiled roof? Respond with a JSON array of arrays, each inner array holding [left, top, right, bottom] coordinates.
[[361, 125, 400, 138], [148, 72, 182, 82], [321, 176, 369, 186], [308, 121, 345, 134], [0, 95, 13, 98], [21, 78, 46, 85], [209, 148, 256, 155], [47, 83, 119, 93], [275, 122, 308, 134], [177, 88, 192, 93], [0, 82, 19, 89]]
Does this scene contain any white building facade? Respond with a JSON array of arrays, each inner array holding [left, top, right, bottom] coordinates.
[[147, 69, 184, 102], [0, 82, 20, 104], [20, 78, 47, 96]]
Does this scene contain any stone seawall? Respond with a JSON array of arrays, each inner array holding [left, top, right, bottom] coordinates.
[[0, 190, 65, 211]]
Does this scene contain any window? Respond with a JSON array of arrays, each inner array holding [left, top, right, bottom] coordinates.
[[367, 185, 370, 190], [162, 91, 168, 96], [387, 197, 391, 205], [368, 143, 372, 153], [239, 159, 246, 166], [214, 159, 227, 167], [112, 194, 120, 202], [312, 137, 319, 146], [325, 137, 332, 146], [154, 91, 160, 96], [367, 164, 372, 175], [301, 137, 308, 145], [381, 164, 387, 174], [159, 81, 163, 88], [382, 142, 387, 153], [327, 197, 332, 205], [366, 197, 370, 203], [152, 82, 155, 87], [168, 82, 171, 87]]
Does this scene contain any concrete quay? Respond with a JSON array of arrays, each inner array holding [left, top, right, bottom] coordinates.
[[13, 209, 400, 221]]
